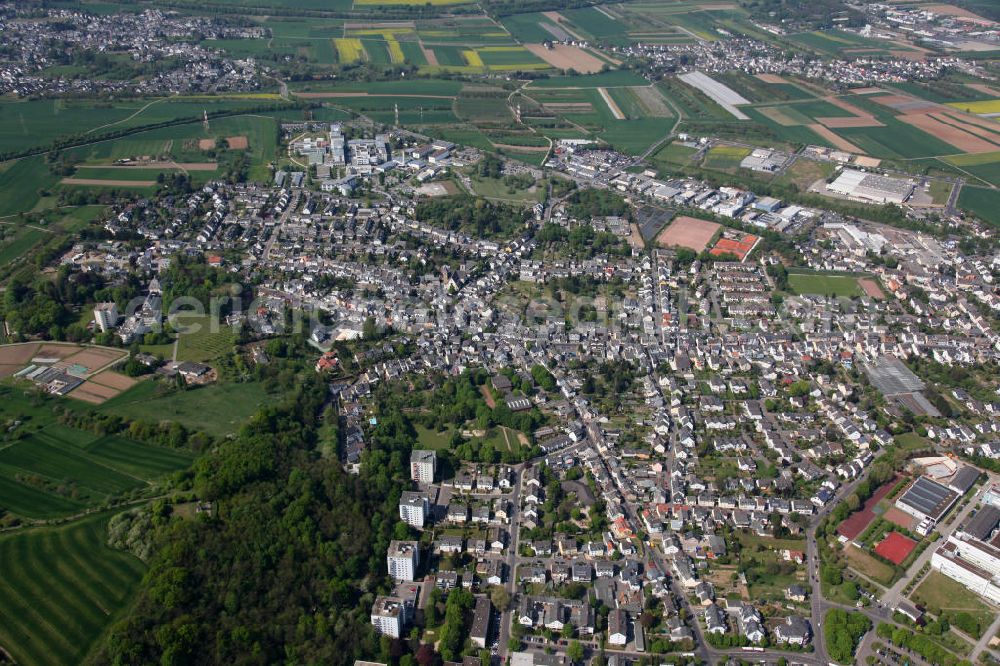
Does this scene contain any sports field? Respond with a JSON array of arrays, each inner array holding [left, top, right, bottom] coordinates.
[[656, 216, 720, 252], [787, 271, 863, 297], [0, 511, 146, 666]]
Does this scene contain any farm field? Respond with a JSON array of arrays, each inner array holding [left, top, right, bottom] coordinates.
[[0, 156, 62, 216], [99, 379, 279, 437], [0, 413, 192, 520], [0, 511, 146, 666], [942, 151, 1000, 187], [787, 271, 864, 297], [527, 70, 648, 89], [958, 186, 1000, 226], [0, 97, 287, 158], [787, 29, 920, 58]]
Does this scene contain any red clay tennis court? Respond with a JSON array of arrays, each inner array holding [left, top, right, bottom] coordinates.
[[874, 531, 916, 565], [710, 232, 759, 261]]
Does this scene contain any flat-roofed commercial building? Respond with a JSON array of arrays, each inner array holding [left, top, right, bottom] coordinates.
[[895, 476, 959, 523]]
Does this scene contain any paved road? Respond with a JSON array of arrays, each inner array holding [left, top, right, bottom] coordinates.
[[497, 465, 523, 662]]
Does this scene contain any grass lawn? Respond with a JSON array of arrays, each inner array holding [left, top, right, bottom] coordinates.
[[788, 271, 863, 297], [469, 175, 543, 203], [415, 424, 455, 450], [0, 510, 146, 666], [736, 532, 806, 553], [894, 431, 931, 452], [99, 378, 277, 437], [843, 544, 895, 586], [911, 571, 995, 634]]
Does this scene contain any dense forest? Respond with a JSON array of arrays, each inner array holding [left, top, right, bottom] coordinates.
[[91, 373, 412, 665]]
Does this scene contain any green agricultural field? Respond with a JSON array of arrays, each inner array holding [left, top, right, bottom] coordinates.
[[559, 7, 630, 45], [958, 186, 1000, 226], [0, 511, 146, 666], [788, 271, 863, 297], [0, 226, 47, 266], [528, 70, 649, 89], [0, 97, 286, 158], [0, 419, 191, 519], [500, 12, 560, 43], [942, 152, 1000, 187], [817, 100, 958, 158], [457, 92, 514, 124], [99, 379, 280, 437], [787, 29, 912, 57], [0, 156, 61, 216], [172, 314, 237, 363], [290, 79, 462, 96], [476, 47, 547, 69], [597, 119, 668, 155]]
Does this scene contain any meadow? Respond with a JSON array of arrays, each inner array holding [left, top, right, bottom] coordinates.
[[172, 314, 238, 363], [0, 511, 146, 666], [702, 145, 751, 171], [99, 379, 279, 437]]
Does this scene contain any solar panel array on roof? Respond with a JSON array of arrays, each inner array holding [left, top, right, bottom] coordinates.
[[896, 476, 959, 521], [963, 506, 1000, 542]]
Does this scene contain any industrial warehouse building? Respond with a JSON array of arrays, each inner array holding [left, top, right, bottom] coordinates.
[[895, 476, 960, 523], [827, 168, 914, 204]]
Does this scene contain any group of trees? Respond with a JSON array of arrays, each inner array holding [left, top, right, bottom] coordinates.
[[565, 189, 630, 220], [57, 402, 213, 452], [875, 622, 974, 666], [824, 608, 871, 664], [96, 372, 409, 664], [535, 222, 630, 259], [415, 195, 529, 239]]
